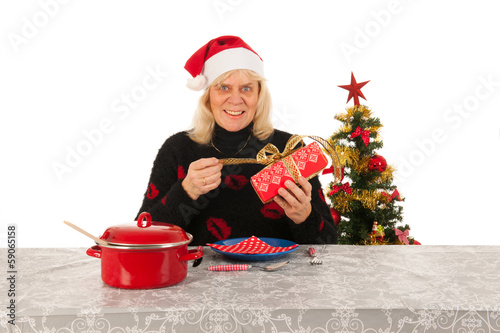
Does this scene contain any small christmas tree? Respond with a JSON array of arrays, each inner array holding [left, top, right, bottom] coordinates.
[[324, 73, 416, 245]]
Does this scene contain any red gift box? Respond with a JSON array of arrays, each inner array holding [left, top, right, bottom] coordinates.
[[250, 142, 328, 203]]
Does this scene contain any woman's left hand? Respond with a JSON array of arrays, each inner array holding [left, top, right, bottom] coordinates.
[[273, 177, 312, 224]]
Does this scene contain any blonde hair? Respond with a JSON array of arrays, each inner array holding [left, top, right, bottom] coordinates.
[[188, 69, 274, 144]]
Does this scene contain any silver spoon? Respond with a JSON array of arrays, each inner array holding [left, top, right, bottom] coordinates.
[[207, 261, 290, 271]]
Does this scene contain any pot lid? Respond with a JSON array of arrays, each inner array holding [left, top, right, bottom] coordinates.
[[99, 212, 192, 248]]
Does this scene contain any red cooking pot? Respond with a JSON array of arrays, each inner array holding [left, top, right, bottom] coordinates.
[[86, 212, 203, 289]]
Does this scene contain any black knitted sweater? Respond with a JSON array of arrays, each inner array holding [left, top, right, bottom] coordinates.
[[136, 124, 338, 245]]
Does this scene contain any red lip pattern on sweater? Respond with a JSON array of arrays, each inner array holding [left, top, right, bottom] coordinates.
[[260, 201, 285, 219], [178, 166, 186, 179], [147, 182, 159, 199], [223, 174, 248, 190], [206, 217, 231, 240]]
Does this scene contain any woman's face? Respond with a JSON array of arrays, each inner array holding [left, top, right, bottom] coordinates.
[[209, 71, 259, 132]]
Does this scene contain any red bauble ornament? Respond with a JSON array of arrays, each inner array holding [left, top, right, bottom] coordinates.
[[368, 155, 387, 172], [330, 207, 341, 226]]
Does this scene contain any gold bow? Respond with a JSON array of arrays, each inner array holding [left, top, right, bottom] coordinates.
[[255, 135, 304, 165], [219, 135, 343, 183]]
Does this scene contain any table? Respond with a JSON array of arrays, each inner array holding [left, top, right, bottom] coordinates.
[[1, 245, 499, 333]]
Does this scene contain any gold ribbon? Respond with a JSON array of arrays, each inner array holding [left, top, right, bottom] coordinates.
[[219, 135, 343, 183], [282, 155, 301, 183]]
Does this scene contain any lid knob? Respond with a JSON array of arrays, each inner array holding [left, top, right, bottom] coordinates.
[[136, 212, 152, 228]]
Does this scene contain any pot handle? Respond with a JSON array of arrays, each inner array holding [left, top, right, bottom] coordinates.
[[179, 246, 203, 262], [136, 212, 152, 228], [86, 245, 102, 259]]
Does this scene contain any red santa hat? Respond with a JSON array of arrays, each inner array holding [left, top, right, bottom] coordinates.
[[184, 35, 264, 91]]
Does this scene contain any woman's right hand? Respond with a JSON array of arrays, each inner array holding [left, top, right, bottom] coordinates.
[[182, 158, 223, 200]]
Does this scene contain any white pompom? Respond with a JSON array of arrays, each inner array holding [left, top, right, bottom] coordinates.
[[186, 75, 207, 91]]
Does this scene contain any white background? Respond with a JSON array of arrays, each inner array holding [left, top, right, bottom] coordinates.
[[1, 0, 499, 248]]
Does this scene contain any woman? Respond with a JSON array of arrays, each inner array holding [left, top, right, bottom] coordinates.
[[137, 35, 337, 245]]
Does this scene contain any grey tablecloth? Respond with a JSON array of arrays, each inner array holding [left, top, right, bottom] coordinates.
[[1, 245, 499, 332]]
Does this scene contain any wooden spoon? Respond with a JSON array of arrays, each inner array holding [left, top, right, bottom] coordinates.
[[63, 220, 108, 246]]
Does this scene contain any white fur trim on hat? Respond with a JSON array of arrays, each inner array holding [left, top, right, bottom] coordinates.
[[203, 47, 264, 87], [186, 74, 207, 91]]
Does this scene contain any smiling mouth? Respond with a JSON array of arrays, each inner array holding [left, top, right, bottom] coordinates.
[[224, 110, 245, 116]]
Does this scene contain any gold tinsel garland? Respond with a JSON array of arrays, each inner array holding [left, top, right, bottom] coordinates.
[[334, 105, 383, 130], [353, 156, 371, 175], [331, 185, 402, 213], [332, 192, 352, 213], [332, 189, 379, 212], [331, 145, 359, 167], [335, 105, 373, 122], [378, 165, 395, 184], [337, 123, 352, 135]]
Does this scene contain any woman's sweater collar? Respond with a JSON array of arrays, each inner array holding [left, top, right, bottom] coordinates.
[[212, 122, 253, 154]]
